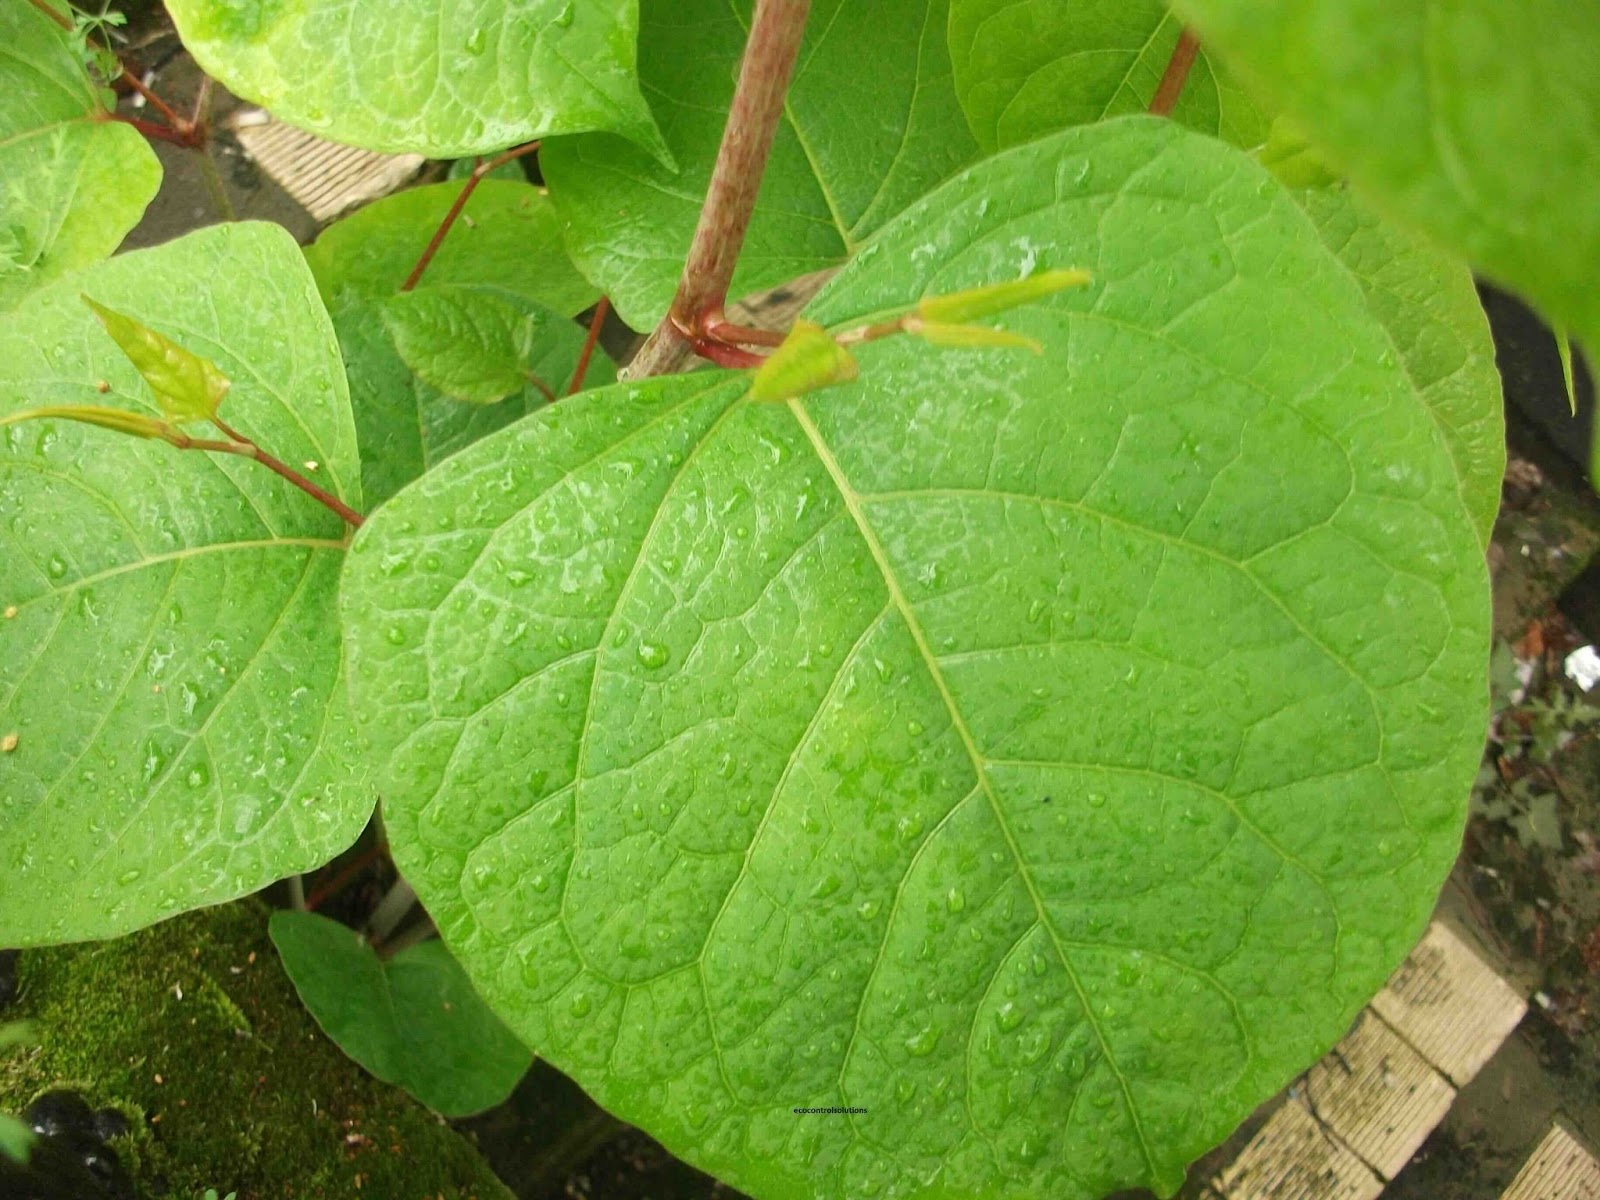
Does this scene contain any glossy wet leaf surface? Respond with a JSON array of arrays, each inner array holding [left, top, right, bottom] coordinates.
[[948, 0, 1269, 152], [164, 0, 666, 159], [0, 223, 371, 945], [541, 0, 978, 329], [82, 298, 232, 424], [1173, 0, 1600, 357], [270, 911, 532, 1117], [383, 286, 546, 406], [305, 181, 609, 506], [0, 1, 160, 311], [1294, 186, 1503, 547], [341, 118, 1490, 1198]]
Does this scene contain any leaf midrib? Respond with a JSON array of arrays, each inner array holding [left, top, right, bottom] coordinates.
[[785, 397, 1160, 1178], [4, 536, 348, 615]]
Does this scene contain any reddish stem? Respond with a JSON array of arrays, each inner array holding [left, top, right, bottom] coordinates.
[[24, 0, 70, 29], [205, 418, 365, 528], [305, 841, 391, 912], [567, 297, 611, 394], [28, 0, 200, 142], [107, 112, 192, 147], [117, 67, 193, 136], [522, 370, 557, 404], [1149, 28, 1201, 117], [628, 0, 812, 378], [703, 315, 786, 348], [400, 141, 541, 292], [834, 315, 911, 346], [690, 337, 766, 369]]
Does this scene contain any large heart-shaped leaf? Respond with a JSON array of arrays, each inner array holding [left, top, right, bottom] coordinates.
[[1171, 0, 1600, 358], [340, 118, 1490, 1198], [270, 911, 532, 1116], [0, 1, 160, 311], [163, 0, 666, 160], [305, 180, 609, 507], [541, 0, 978, 329], [0, 223, 371, 945], [1294, 186, 1503, 547], [947, 0, 1270, 152]]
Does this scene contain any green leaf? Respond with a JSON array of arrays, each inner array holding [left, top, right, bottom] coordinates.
[[1556, 330, 1577, 418], [163, 0, 667, 160], [749, 319, 858, 403], [383, 286, 546, 406], [0, 223, 372, 946], [270, 911, 532, 1117], [340, 118, 1490, 1199], [446, 157, 526, 184], [304, 182, 597, 317], [542, 0, 979, 329], [1170, 0, 1600, 359], [1256, 115, 1339, 189], [918, 268, 1092, 324], [947, 0, 1271, 152], [82, 298, 232, 424], [1293, 186, 1504, 548], [306, 181, 609, 507], [0, 1112, 31, 1164], [0, 1, 161, 311]]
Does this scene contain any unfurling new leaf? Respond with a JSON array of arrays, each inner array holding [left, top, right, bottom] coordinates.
[[82, 297, 231, 423], [749, 319, 859, 403], [910, 319, 1042, 352], [917, 268, 1091, 323]]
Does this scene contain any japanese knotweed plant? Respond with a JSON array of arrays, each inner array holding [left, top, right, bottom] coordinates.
[[2, 0, 1595, 1196]]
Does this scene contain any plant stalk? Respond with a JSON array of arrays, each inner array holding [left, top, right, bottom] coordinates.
[[375, 915, 437, 960], [1149, 28, 1201, 117], [400, 141, 541, 291], [627, 0, 812, 378], [195, 148, 236, 222], [567, 297, 611, 394], [305, 839, 391, 911], [28, 0, 202, 143], [206, 418, 364, 528], [366, 878, 417, 943]]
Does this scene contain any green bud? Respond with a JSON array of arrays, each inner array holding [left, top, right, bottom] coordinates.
[[1256, 116, 1340, 189], [912, 320, 1042, 353], [82, 296, 231, 424], [749, 319, 859, 403], [917, 268, 1090, 324]]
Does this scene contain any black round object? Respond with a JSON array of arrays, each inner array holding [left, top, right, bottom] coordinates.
[[0, 1128, 131, 1198], [0, 949, 18, 1009], [75, 1138, 135, 1200], [91, 1107, 130, 1143], [23, 1090, 96, 1141]]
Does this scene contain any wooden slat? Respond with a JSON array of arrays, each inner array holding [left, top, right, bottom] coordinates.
[[1502, 1125, 1600, 1200], [1371, 922, 1526, 1086], [1212, 1099, 1383, 1200], [1301, 1011, 1455, 1180], [231, 116, 424, 224], [1211, 921, 1527, 1199]]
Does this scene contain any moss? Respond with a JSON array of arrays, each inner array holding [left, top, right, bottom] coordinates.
[[0, 900, 512, 1200]]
